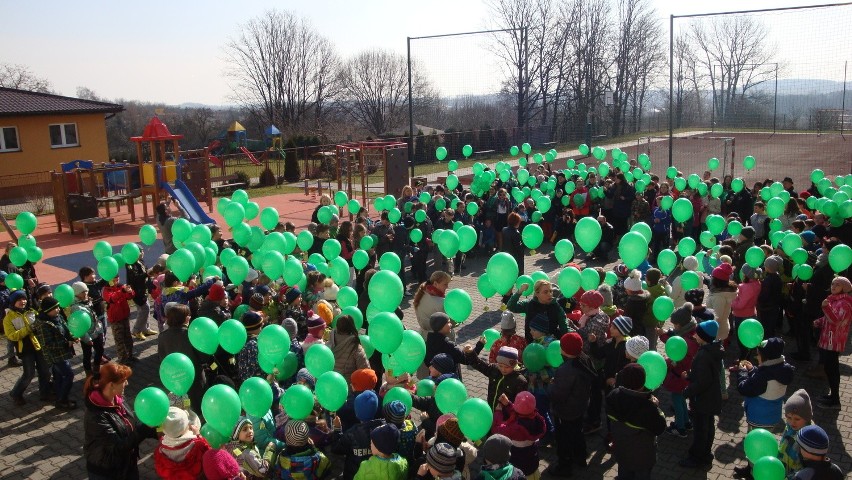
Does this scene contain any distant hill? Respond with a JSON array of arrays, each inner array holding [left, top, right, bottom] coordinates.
[[755, 78, 850, 95]]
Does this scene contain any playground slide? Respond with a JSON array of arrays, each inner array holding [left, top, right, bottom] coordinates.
[[160, 180, 216, 225], [209, 154, 223, 168], [239, 146, 262, 166]]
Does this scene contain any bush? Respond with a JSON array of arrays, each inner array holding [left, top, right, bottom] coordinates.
[[258, 168, 277, 187], [284, 155, 301, 183], [233, 170, 250, 188]]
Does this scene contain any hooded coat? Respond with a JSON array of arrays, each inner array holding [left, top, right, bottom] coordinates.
[[606, 386, 667, 471]]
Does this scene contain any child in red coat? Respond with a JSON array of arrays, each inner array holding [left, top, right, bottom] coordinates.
[[102, 277, 135, 364], [492, 391, 547, 477], [658, 303, 700, 437], [813, 276, 852, 409], [154, 407, 211, 480]]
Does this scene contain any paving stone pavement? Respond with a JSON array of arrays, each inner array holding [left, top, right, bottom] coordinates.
[[1, 244, 850, 479]]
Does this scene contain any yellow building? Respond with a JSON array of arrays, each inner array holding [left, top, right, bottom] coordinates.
[[0, 87, 123, 177]]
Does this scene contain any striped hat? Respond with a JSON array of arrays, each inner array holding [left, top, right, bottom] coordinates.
[[612, 316, 633, 336], [283, 420, 310, 447], [496, 347, 519, 367], [384, 400, 407, 426], [796, 425, 829, 455], [426, 442, 459, 474]]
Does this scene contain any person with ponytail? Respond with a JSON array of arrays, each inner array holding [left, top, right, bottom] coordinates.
[[83, 363, 157, 479], [413, 271, 451, 339]]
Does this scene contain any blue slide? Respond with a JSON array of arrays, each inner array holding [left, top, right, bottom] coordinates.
[[160, 180, 216, 225]]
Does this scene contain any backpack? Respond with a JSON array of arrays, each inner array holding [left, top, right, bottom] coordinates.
[[272, 447, 330, 480]]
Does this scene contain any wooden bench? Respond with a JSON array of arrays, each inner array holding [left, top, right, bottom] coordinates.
[[72, 217, 115, 239], [210, 174, 247, 195], [474, 149, 496, 157]]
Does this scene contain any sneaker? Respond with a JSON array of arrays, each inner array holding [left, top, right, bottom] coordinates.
[[55, 400, 78, 410], [144, 329, 158, 336], [582, 423, 601, 435], [132, 333, 147, 341], [7, 357, 22, 367], [666, 425, 688, 438]]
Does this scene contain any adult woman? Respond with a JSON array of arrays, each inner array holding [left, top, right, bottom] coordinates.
[[158, 303, 206, 415], [413, 271, 451, 338], [779, 198, 801, 231], [84, 363, 157, 479], [3, 290, 50, 405], [156, 201, 179, 255], [507, 279, 569, 343], [336, 221, 356, 286], [488, 188, 512, 249], [397, 185, 417, 210], [606, 173, 635, 237], [502, 212, 525, 277], [327, 315, 369, 383], [310, 194, 332, 224]]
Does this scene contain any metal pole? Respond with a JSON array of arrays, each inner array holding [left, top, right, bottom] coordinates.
[[842, 61, 848, 138], [668, 14, 674, 167], [773, 63, 778, 134], [407, 37, 415, 182]]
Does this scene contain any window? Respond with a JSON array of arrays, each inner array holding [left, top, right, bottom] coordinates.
[[49, 123, 78, 148], [0, 126, 20, 152]]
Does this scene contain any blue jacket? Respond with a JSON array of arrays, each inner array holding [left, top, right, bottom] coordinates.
[[651, 208, 671, 234], [737, 357, 795, 428]]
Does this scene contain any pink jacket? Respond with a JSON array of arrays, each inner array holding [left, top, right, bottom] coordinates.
[[814, 293, 852, 352], [731, 281, 761, 318]]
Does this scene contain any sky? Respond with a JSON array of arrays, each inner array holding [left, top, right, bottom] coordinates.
[[3, 0, 850, 105]]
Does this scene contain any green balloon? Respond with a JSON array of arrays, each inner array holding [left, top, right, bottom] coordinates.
[[546, 341, 564, 367], [295, 230, 313, 252], [188, 317, 219, 355], [486, 253, 519, 295], [578, 144, 589, 155], [383, 386, 413, 415], [637, 351, 667, 390], [829, 244, 852, 272], [137, 224, 156, 246], [379, 252, 402, 274], [523, 343, 548, 372], [478, 274, 497, 298], [257, 324, 291, 365], [231, 189, 249, 205], [521, 143, 532, 155], [795, 264, 814, 281], [743, 155, 756, 170], [483, 329, 501, 350], [5, 273, 23, 291], [444, 289, 472, 322], [558, 267, 582, 297], [92, 240, 112, 261], [314, 371, 348, 412], [680, 271, 700, 291], [631, 222, 652, 244], [370, 312, 404, 353], [660, 195, 674, 210], [618, 232, 648, 269], [350, 249, 368, 271], [218, 319, 247, 354], [457, 398, 492, 441], [334, 191, 349, 207], [554, 239, 575, 264], [665, 336, 688, 362], [120, 243, 140, 265], [766, 197, 785, 219], [752, 456, 785, 480], [457, 226, 477, 253], [9, 246, 27, 267], [200, 384, 242, 437], [674, 177, 687, 191], [745, 246, 766, 269], [167, 248, 196, 283], [700, 231, 717, 249], [392, 330, 427, 374], [135, 386, 170, 427], [435, 378, 467, 414], [657, 249, 677, 275], [238, 377, 273, 418], [159, 352, 195, 396], [672, 198, 693, 223], [223, 202, 246, 227], [462, 144, 473, 158], [522, 224, 544, 250], [305, 343, 335, 377], [96, 256, 119, 281], [260, 207, 280, 230], [738, 318, 764, 349], [580, 268, 600, 291], [322, 239, 341, 261], [416, 379, 435, 397], [53, 284, 74, 309], [707, 157, 720, 170], [604, 271, 618, 286], [732, 178, 744, 193], [652, 296, 675, 322], [201, 422, 229, 448], [359, 335, 375, 358], [67, 309, 92, 338], [436, 146, 448, 161], [281, 384, 314, 420], [706, 215, 725, 236], [15, 211, 38, 235], [575, 217, 602, 253], [438, 230, 461, 258], [727, 220, 743, 237], [678, 237, 697, 257], [744, 428, 778, 462]]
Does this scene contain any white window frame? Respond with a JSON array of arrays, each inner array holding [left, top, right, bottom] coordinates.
[[49, 122, 79, 148], [0, 126, 20, 152]]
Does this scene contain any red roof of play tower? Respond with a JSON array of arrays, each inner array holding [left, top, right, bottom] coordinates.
[[130, 116, 184, 142]]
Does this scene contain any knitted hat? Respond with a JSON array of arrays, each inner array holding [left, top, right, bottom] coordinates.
[[162, 407, 190, 439], [246, 269, 259, 282], [764, 255, 783, 273], [625, 335, 650, 359], [384, 400, 407, 426], [682, 256, 699, 272], [624, 270, 643, 292], [670, 303, 694, 327], [8, 289, 26, 304], [39, 296, 61, 315], [248, 293, 265, 311], [712, 263, 733, 281], [430, 312, 451, 332], [612, 316, 633, 336], [528, 313, 550, 334], [784, 389, 813, 424], [241, 311, 263, 331], [285, 287, 302, 303], [296, 368, 316, 389], [684, 288, 704, 305], [72, 281, 89, 296], [231, 416, 252, 441], [482, 434, 512, 465], [513, 391, 536, 416], [306, 313, 326, 330], [741, 264, 762, 280], [35, 282, 52, 296], [324, 283, 339, 301], [283, 420, 310, 447], [351, 368, 378, 392], [796, 425, 829, 456], [740, 226, 755, 239], [614, 264, 630, 278], [202, 449, 241, 480], [437, 417, 465, 447], [758, 337, 784, 361], [559, 332, 583, 357], [255, 284, 271, 297], [370, 423, 400, 456], [282, 318, 298, 339], [430, 353, 456, 375], [496, 347, 519, 367], [207, 283, 226, 301], [355, 390, 379, 422], [645, 268, 662, 286], [800, 231, 816, 244], [598, 284, 614, 306], [580, 290, 604, 309], [316, 300, 334, 325], [833, 276, 852, 293], [616, 363, 646, 391], [427, 442, 459, 474], [500, 311, 516, 330], [696, 320, 719, 343]]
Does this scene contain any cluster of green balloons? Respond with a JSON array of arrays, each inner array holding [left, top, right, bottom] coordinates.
[[10, 214, 42, 267]]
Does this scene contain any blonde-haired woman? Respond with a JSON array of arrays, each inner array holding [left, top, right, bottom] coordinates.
[[414, 271, 452, 338], [507, 279, 569, 343], [311, 194, 333, 224]]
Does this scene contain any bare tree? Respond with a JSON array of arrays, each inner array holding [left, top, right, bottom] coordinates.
[[224, 9, 340, 138], [0, 63, 53, 93], [337, 49, 435, 137], [688, 16, 777, 127]]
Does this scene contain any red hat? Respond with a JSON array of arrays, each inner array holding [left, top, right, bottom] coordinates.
[[351, 368, 378, 392], [560, 332, 583, 357], [711, 263, 733, 281], [202, 449, 241, 480], [579, 290, 604, 309], [207, 283, 226, 302], [568, 310, 583, 322]]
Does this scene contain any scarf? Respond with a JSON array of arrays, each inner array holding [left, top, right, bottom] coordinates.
[[672, 319, 697, 338], [425, 284, 445, 298]]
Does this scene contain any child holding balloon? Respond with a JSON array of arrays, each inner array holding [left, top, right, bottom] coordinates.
[[102, 277, 136, 365], [812, 275, 852, 409], [33, 297, 77, 410], [658, 303, 699, 437]]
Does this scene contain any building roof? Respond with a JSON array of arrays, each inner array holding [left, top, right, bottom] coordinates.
[[0, 87, 124, 117]]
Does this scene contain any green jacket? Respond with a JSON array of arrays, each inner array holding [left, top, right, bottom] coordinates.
[[354, 454, 408, 480], [478, 463, 525, 480]]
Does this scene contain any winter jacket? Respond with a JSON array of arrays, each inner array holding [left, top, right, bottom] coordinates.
[[589, 337, 629, 382], [708, 286, 737, 341], [329, 331, 369, 383], [778, 422, 807, 476], [660, 324, 699, 393], [645, 285, 668, 328], [623, 291, 650, 335], [33, 311, 73, 364], [758, 273, 783, 312], [84, 390, 157, 478], [507, 294, 568, 343], [272, 445, 331, 480], [606, 386, 667, 471], [491, 403, 546, 476], [477, 463, 526, 480], [607, 182, 635, 219], [731, 281, 761, 318], [502, 226, 525, 272], [465, 343, 528, 410], [197, 299, 230, 325], [125, 260, 148, 306], [331, 418, 387, 480], [813, 292, 852, 352], [160, 279, 215, 308], [229, 440, 276, 478], [549, 354, 597, 421], [651, 208, 672, 233], [804, 261, 833, 319], [158, 324, 207, 410], [353, 453, 408, 480], [425, 332, 467, 375], [102, 284, 135, 323], [737, 357, 795, 428], [414, 292, 445, 336], [683, 341, 724, 415], [3, 307, 39, 353], [153, 434, 211, 480], [248, 409, 287, 454], [574, 310, 609, 352], [411, 374, 457, 439], [793, 458, 844, 480]]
